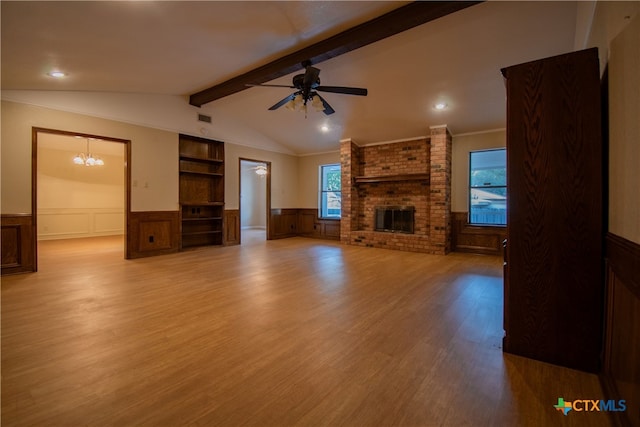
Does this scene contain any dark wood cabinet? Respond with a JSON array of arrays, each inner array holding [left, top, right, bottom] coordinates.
[[179, 134, 224, 249], [501, 48, 604, 372]]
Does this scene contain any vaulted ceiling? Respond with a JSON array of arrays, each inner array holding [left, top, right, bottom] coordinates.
[[2, 1, 579, 155]]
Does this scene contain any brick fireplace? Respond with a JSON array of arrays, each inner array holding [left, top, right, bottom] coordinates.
[[340, 125, 452, 254]]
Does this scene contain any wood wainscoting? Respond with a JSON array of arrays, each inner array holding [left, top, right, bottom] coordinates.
[[1, 214, 36, 275], [297, 209, 340, 240], [127, 211, 180, 259], [452, 212, 506, 255], [269, 208, 299, 240], [269, 208, 340, 241], [224, 209, 240, 246], [602, 233, 640, 427]]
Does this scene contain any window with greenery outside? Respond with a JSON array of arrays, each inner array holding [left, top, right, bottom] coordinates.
[[320, 164, 341, 219]]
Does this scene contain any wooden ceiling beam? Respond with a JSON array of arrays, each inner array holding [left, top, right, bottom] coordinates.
[[189, 1, 482, 107]]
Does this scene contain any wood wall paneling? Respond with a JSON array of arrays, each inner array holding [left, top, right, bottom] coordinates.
[[224, 210, 240, 246], [1, 214, 35, 275], [138, 221, 172, 252], [297, 209, 316, 237], [602, 233, 640, 427], [452, 212, 506, 255], [606, 233, 640, 298], [127, 211, 180, 259], [269, 209, 298, 240], [1, 226, 21, 267], [323, 221, 340, 239], [270, 209, 340, 241], [297, 209, 341, 240]]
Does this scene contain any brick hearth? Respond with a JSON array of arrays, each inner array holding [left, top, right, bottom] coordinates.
[[340, 125, 452, 254]]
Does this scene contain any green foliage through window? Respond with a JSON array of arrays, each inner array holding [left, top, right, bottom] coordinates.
[[320, 164, 341, 219]]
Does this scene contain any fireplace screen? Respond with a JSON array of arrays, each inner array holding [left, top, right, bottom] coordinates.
[[375, 206, 415, 234]]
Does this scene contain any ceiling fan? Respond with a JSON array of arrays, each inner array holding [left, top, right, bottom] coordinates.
[[247, 60, 368, 116]]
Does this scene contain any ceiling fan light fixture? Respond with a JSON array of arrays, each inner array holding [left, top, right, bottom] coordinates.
[[255, 62, 366, 116], [311, 95, 324, 112], [285, 99, 296, 111]]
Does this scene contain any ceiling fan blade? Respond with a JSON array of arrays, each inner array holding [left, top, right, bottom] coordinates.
[[268, 92, 297, 110], [246, 83, 296, 89], [303, 66, 321, 87], [316, 86, 368, 96], [314, 93, 335, 115]]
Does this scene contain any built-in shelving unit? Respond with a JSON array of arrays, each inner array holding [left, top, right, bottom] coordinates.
[[179, 134, 224, 249], [353, 173, 430, 184]]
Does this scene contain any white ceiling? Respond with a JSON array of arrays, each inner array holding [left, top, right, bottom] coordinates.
[[2, 1, 580, 155]]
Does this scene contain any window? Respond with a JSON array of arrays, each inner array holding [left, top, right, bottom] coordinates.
[[469, 148, 506, 225], [319, 163, 341, 219]]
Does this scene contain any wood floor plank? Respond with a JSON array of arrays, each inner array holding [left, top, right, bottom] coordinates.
[[1, 234, 610, 426]]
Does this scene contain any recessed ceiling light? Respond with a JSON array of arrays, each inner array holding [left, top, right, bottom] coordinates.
[[320, 125, 329, 132], [434, 103, 447, 110], [47, 71, 67, 78]]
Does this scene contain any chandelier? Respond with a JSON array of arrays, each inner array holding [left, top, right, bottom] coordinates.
[[73, 138, 104, 166]]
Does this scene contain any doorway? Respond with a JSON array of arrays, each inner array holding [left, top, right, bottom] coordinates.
[[33, 128, 131, 270], [239, 159, 270, 244]]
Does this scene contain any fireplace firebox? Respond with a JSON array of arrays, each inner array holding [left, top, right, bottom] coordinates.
[[375, 206, 415, 234]]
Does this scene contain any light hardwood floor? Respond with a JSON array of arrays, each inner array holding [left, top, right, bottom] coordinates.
[[2, 236, 610, 426]]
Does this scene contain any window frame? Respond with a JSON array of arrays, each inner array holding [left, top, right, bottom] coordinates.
[[468, 148, 507, 227], [318, 163, 342, 220]]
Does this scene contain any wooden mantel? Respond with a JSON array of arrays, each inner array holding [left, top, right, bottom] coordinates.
[[353, 173, 430, 184]]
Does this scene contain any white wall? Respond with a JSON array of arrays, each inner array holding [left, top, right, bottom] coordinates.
[[38, 141, 125, 239], [1, 100, 178, 213], [0, 91, 294, 156], [225, 142, 298, 210], [451, 129, 506, 213], [1, 100, 303, 220], [240, 161, 267, 228], [584, 1, 640, 244], [607, 12, 640, 244], [297, 151, 340, 209]]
